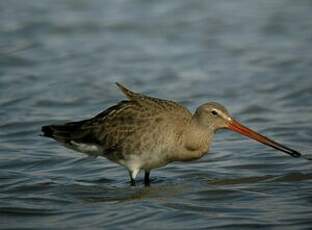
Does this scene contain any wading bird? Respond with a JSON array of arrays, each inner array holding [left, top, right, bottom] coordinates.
[[42, 83, 302, 186]]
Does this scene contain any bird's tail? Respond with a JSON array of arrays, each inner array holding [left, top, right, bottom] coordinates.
[[41, 121, 85, 143], [41, 125, 55, 138], [41, 122, 102, 156]]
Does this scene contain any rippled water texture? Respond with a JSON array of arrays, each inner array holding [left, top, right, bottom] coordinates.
[[1, 0, 312, 229]]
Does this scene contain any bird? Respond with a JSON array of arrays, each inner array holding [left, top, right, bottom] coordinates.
[[41, 82, 302, 186]]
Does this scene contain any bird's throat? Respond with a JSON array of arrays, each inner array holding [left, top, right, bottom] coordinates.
[[179, 123, 214, 161]]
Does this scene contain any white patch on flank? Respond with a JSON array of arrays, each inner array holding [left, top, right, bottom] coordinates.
[[69, 141, 103, 156]]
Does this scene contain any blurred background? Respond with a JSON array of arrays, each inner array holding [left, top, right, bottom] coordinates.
[[0, 0, 311, 229]]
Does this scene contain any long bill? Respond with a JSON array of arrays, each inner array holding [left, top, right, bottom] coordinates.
[[228, 119, 301, 158]]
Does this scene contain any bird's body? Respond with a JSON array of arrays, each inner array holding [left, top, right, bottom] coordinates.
[[42, 83, 302, 185]]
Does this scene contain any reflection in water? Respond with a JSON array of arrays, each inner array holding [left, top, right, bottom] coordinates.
[[67, 183, 187, 203]]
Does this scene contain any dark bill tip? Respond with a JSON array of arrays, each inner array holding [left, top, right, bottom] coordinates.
[[228, 119, 302, 158]]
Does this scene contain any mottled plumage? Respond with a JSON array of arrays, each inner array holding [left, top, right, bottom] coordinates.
[[42, 83, 302, 186]]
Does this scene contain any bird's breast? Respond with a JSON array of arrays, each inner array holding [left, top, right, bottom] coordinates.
[[173, 126, 213, 162]]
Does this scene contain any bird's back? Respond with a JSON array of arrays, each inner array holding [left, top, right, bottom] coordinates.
[[42, 83, 192, 162]]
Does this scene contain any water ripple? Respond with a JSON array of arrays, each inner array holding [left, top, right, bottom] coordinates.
[[0, 0, 312, 229]]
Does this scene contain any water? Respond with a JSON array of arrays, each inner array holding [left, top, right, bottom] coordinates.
[[1, 0, 312, 229]]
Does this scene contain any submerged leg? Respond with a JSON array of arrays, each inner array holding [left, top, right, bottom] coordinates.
[[144, 171, 150, 186], [128, 171, 136, 186], [130, 177, 136, 186], [128, 169, 139, 186]]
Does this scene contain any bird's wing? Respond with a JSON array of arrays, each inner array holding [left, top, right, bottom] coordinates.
[[42, 84, 192, 156], [42, 101, 141, 153], [115, 82, 191, 116]]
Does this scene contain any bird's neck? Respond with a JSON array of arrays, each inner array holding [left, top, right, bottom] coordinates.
[[176, 118, 214, 161]]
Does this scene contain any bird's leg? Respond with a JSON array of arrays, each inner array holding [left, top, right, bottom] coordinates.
[[144, 171, 150, 186], [128, 172, 136, 186], [130, 178, 136, 186], [129, 174, 136, 186], [128, 170, 138, 186]]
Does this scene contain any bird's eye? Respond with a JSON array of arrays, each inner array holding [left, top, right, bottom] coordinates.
[[211, 110, 218, 115]]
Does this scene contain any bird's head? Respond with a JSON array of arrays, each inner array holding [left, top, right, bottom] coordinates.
[[194, 102, 301, 158], [194, 102, 231, 130]]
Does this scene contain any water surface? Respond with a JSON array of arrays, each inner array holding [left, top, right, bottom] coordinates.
[[1, 0, 312, 229]]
